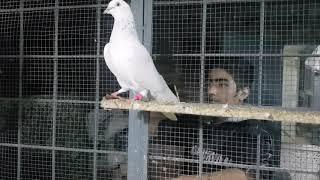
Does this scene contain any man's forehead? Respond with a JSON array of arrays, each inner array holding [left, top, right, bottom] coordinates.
[[209, 69, 233, 80]]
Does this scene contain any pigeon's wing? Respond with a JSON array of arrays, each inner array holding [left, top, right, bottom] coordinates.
[[125, 42, 178, 103], [104, 43, 130, 90], [103, 43, 112, 71], [126, 43, 179, 120]]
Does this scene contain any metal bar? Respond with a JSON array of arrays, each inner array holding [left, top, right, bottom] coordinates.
[[199, 3, 207, 104], [149, 155, 319, 175], [0, 55, 104, 58], [256, 133, 261, 179], [258, 1, 265, 106], [153, 53, 320, 57], [143, 0, 153, 53], [93, 0, 102, 179], [153, 0, 288, 6], [198, 122, 204, 177], [0, 4, 107, 13], [2, 53, 320, 59], [198, 0, 208, 177], [143, 0, 153, 177], [127, 1, 150, 179], [0, 98, 96, 104], [51, 1, 59, 179], [0, 143, 127, 155], [128, 110, 149, 179], [256, 1, 265, 179], [128, 110, 149, 178], [17, 1, 24, 179]]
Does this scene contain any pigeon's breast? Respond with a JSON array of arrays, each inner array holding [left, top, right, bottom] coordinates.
[[107, 42, 142, 91]]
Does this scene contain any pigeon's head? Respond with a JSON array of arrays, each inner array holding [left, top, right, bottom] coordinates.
[[103, 0, 132, 19]]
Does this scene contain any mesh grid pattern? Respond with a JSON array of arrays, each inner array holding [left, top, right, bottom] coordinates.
[[0, 1, 128, 179], [55, 151, 93, 180], [0, 12, 19, 56], [0, 146, 17, 179], [21, 148, 52, 179], [24, 10, 55, 55], [0, 0, 20, 10], [22, 58, 54, 98], [24, 0, 55, 8], [0, 59, 19, 98], [0, 100, 18, 143], [150, 0, 320, 180], [58, 8, 97, 55], [0, 0, 320, 180], [57, 59, 96, 101]]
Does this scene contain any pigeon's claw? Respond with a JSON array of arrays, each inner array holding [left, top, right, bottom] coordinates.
[[105, 92, 124, 100], [111, 92, 119, 97]]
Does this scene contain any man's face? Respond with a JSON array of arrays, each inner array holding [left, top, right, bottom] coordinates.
[[208, 69, 237, 104]]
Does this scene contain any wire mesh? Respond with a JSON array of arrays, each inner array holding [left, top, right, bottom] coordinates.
[[22, 58, 54, 98], [0, 100, 18, 143], [57, 58, 96, 101], [21, 148, 52, 179], [24, 10, 55, 55], [150, 0, 320, 180], [0, 12, 19, 56], [0, 146, 17, 179], [0, 58, 20, 98], [24, 0, 55, 8], [55, 150, 93, 180], [58, 8, 97, 55], [0, 0, 320, 180], [0, 0, 20, 10], [21, 101, 53, 146], [0, 0, 128, 179]]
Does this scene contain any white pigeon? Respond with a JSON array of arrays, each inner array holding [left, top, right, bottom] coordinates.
[[103, 0, 179, 120]]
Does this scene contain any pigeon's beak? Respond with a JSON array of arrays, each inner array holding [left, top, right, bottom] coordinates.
[[103, 7, 113, 14]]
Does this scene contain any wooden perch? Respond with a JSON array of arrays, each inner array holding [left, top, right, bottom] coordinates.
[[100, 97, 320, 124]]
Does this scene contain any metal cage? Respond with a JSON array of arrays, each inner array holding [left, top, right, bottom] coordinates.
[[0, 0, 320, 180]]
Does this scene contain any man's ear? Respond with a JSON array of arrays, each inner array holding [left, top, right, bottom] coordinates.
[[236, 87, 250, 102]]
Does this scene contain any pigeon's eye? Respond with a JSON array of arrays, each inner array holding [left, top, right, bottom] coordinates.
[[116, 2, 120, 6]]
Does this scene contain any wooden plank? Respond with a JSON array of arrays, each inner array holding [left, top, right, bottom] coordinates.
[[100, 97, 320, 124]]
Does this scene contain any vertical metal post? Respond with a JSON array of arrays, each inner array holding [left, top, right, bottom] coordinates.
[[52, 0, 59, 179], [17, 1, 24, 179], [257, 1, 265, 180], [199, 0, 208, 177], [131, 0, 144, 42], [256, 132, 261, 180], [143, 0, 153, 53], [94, 1, 102, 179], [258, 1, 265, 106], [127, 0, 151, 179]]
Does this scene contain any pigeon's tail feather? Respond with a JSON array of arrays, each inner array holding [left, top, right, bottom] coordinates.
[[162, 112, 177, 121], [154, 75, 180, 103], [153, 85, 179, 121], [153, 87, 179, 104], [154, 91, 179, 121]]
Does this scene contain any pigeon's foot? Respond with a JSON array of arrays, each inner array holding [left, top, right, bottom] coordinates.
[[134, 90, 151, 101], [111, 92, 119, 97], [134, 93, 144, 101], [105, 92, 124, 100]]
